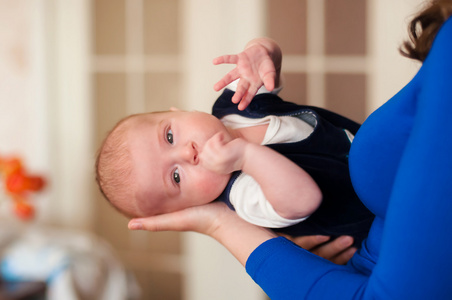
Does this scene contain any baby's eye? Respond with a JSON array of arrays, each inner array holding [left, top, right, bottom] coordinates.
[[173, 168, 180, 184], [167, 128, 174, 144]]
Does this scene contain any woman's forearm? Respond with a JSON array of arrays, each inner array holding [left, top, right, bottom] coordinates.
[[211, 207, 278, 266]]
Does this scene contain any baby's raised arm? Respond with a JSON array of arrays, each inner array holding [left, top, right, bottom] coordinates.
[[213, 37, 282, 110]]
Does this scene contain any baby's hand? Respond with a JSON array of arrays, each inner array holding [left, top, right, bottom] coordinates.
[[200, 133, 247, 174], [213, 39, 280, 110]]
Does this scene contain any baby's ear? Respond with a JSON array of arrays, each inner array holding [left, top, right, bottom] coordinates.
[[169, 107, 180, 112]]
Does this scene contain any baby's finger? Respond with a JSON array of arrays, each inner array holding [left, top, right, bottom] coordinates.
[[262, 72, 276, 91], [206, 132, 225, 148], [201, 133, 224, 163], [214, 68, 240, 91], [232, 80, 250, 104], [213, 54, 239, 65], [238, 93, 252, 110], [237, 86, 258, 111]]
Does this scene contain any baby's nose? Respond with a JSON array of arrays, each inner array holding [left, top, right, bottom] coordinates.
[[180, 142, 199, 164]]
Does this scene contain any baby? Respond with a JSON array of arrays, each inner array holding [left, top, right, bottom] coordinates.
[[96, 38, 373, 245]]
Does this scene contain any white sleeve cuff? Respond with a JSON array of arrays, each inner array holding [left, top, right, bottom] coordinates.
[[226, 78, 283, 95]]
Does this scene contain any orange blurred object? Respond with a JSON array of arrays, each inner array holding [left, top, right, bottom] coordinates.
[[6, 172, 46, 194], [13, 200, 35, 220], [0, 158, 23, 176], [0, 156, 46, 220]]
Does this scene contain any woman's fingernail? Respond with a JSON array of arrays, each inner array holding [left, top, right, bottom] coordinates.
[[128, 222, 143, 230], [339, 236, 354, 246], [316, 235, 330, 243]]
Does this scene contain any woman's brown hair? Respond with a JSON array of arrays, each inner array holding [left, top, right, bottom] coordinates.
[[400, 0, 452, 62]]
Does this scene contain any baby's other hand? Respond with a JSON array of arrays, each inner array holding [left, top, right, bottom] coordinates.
[[213, 41, 279, 111], [200, 133, 246, 174]]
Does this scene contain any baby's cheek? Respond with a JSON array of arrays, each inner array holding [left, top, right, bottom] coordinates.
[[197, 173, 230, 201]]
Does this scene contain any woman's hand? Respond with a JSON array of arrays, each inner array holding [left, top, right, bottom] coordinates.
[[280, 234, 357, 265], [129, 202, 277, 267], [129, 201, 228, 235], [213, 38, 282, 110]]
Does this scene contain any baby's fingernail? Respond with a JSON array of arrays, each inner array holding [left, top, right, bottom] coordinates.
[[128, 222, 143, 230]]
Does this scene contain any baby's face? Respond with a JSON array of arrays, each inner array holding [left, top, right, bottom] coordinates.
[[123, 110, 232, 217]]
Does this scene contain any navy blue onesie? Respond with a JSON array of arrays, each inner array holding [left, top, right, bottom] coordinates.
[[213, 89, 374, 247]]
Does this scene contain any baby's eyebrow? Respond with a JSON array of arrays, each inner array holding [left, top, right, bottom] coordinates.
[[157, 120, 165, 147]]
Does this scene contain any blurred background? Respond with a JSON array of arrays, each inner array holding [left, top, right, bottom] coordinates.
[[0, 0, 424, 299]]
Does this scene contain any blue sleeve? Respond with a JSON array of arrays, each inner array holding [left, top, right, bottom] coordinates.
[[246, 18, 452, 300], [246, 237, 369, 299]]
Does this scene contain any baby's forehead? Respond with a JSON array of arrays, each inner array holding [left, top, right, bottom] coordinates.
[[129, 111, 172, 125], [125, 113, 155, 126], [112, 113, 156, 137]]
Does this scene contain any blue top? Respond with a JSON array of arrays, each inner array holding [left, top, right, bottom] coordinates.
[[245, 17, 452, 300]]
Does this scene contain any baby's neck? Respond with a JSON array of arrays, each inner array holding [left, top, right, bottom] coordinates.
[[228, 124, 269, 145]]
